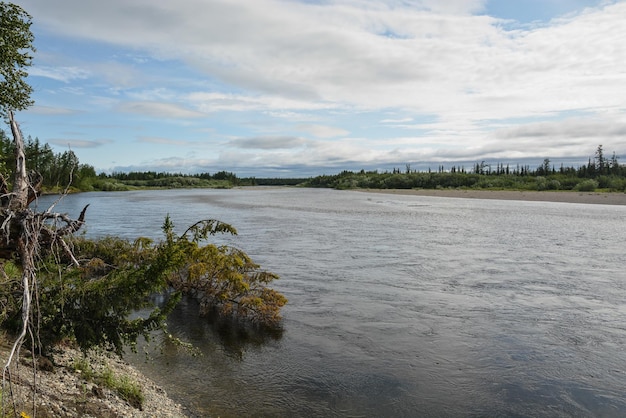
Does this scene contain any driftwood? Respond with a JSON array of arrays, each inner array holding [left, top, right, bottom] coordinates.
[[1, 111, 88, 382]]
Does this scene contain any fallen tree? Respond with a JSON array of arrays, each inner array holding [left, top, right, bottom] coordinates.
[[1, 111, 89, 360], [1, 5, 286, 415], [1, 114, 287, 355], [0, 111, 91, 417]]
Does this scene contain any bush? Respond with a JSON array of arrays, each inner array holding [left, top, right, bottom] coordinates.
[[558, 177, 580, 190], [535, 176, 547, 191], [1, 217, 287, 355], [574, 179, 599, 191], [535, 177, 561, 191], [606, 177, 626, 192]]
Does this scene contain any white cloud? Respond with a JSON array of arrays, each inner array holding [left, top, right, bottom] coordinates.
[[27, 105, 82, 115], [13, 0, 626, 173], [381, 117, 414, 124], [187, 92, 336, 113], [27, 0, 623, 116], [228, 136, 309, 150], [92, 61, 143, 89], [297, 124, 350, 138], [29, 66, 90, 82], [116, 101, 205, 119], [48, 138, 111, 148], [138, 136, 199, 146]]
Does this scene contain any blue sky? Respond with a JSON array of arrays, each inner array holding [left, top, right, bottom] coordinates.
[[7, 0, 626, 177]]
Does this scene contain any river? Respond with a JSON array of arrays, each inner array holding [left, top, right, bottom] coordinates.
[[37, 188, 626, 417]]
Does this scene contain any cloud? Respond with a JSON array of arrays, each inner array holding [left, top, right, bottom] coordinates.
[[297, 124, 350, 138], [228, 136, 308, 150], [187, 92, 335, 113], [29, 66, 91, 82], [27, 105, 82, 115], [111, 156, 218, 174], [496, 118, 626, 140], [48, 138, 111, 148], [138, 136, 204, 146], [116, 101, 205, 119], [381, 117, 414, 124], [92, 61, 144, 89], [22, 0, 625, 117], [13, 0, 626, 174]]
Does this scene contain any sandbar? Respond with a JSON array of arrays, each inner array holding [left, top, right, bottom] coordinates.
[[358, 188, 626, 205]]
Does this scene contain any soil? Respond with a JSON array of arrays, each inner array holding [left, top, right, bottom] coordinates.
[[358, 188, 626, 205], [0, 336, 191, 418]]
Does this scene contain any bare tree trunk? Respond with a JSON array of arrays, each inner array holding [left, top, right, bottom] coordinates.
[[8, 111, 28, 212], [1, 112, 89, 415], [2, 111, 38, 415]]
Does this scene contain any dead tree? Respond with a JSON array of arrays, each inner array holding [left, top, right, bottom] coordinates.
[[1, 111, 88, 389]]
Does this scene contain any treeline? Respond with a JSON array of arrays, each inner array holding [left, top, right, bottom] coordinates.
[[303, 146, 626, 192], [99, 173, 308, 189], [0, 131, 96, 191], [100, 170, 243, 190], [2, 131, 624, 193], [0, 130, 247, 191], [246, 177, 307, 186]]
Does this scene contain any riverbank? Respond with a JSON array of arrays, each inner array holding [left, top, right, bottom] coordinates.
[[0, 336, 190, 417], [358, 188, 626, 205]]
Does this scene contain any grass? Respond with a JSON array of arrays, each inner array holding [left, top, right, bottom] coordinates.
[[72, 356, 144, 409]]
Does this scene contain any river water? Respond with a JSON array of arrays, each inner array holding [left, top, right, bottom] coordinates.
[[37, 188, 626, 417]]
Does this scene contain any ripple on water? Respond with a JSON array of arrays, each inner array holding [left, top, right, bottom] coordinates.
[[40, 189, 626, 417]]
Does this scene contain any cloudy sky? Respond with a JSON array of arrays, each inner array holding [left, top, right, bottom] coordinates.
[[8, 0, 626, 176]]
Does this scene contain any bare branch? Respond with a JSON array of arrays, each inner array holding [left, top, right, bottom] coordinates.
[[1, 113, 88, 410]]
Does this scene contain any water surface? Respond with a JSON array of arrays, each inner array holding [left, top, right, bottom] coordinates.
[[38, 188, 626, 417]]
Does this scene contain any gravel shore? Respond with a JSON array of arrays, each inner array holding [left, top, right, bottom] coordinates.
[[358, 188, 626, 205], [1, 337, 190, 418]]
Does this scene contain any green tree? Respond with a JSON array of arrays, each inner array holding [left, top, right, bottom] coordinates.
[[0, 2, 35, 114], [541, 158, 551, 175], [5, 216, 287, 355], [595, 144, 606, 175], [0, 128, 13, 174], [610, 151, 620, 175]]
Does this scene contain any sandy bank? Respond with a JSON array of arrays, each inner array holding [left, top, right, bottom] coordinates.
[[0, 337, 190, 417], [357, 188, 626, 205]]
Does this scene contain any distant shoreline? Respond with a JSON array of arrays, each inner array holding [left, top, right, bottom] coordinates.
[[356, 188, 626, 206]]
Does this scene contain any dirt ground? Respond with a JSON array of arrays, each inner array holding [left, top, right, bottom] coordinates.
[[358, 188, 626, 205]]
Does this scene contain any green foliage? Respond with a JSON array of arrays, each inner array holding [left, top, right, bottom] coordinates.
[[89, 179, 131, 191], [34, 235, 175, 355], [162, 216, 287, 326], [301, 148, 626, 193], [114, 374, 144, 409], [106, 170, 240, 189], [574, 179, 598, 192], [0, 2, 35, 114], [72, 356, 96, 380], [5, 125, 624, 194], [0, 129, 12, 175], [72, 356, 144, 409], [0, 216, 286, 355], [0, 133, 95, 190], [0, 260, 21, 326]]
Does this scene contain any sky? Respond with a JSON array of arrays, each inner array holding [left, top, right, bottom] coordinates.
[[6, 0, 626, 177]]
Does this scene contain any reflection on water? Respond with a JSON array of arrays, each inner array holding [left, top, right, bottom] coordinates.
[[164, 296, 283, 361], [39, 189, 626, 417]]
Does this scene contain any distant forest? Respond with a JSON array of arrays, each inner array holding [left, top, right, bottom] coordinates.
[[303, 145, 626, 192], [1, 130, 625, 193]]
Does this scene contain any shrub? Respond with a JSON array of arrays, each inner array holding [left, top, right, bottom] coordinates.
[[1, 217, 286, 355], [574, 179, 599, 192]]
